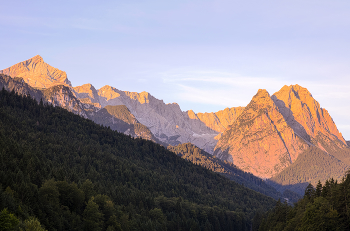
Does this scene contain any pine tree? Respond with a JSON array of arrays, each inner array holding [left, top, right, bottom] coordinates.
[[83, 197, 103, 231]]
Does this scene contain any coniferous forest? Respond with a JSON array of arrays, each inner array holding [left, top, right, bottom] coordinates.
[[0, 88, 276, 230], [254, 176, 350, 231]]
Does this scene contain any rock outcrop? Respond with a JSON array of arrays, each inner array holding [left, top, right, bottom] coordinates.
[[0, 55, 71, 88], [73, 84, 101, 108], [195, 107, 245, 133], [0, 74, 44, 102], [42, 85, 88, 118]]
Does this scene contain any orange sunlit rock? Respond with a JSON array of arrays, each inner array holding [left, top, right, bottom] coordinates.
[[214, 89, 308, 178], [0, 55, 71, 88]]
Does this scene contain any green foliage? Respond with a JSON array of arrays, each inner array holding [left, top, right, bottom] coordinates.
[[0, 208, 19, 231], [0, 88, 276, 230], [83, 197, 103, 231], [20, 217, 47, 231]]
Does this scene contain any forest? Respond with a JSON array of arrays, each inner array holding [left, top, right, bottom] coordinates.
[[255, 175, 350, 230], [0, 88, 276, 231]]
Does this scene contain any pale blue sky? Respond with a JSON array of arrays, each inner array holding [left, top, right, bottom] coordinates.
[[1, 0, 350, 139]]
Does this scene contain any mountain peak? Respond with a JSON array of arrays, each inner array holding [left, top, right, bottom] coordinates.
[[214, 87, 309, 178], [30, 55, 44, 63], [273, 84, 347, 148], [0, 55, 71, 88], [74, 83, 96, 93]]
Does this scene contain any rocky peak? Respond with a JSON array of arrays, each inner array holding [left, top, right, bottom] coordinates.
[[0, 55, 71, 89], [124, 91, 150, 104], [214, 88, 308, 178], [187, 110, 199, 120], [272, 84, 346, 148], [73, 83, 100, 104], [98, 85, 121, 103]]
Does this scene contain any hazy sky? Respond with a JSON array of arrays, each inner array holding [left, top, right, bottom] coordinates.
[[1, 0, 350, 139]]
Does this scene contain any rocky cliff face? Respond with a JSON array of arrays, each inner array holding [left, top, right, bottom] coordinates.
[[214, 89, 309, 178], [42, 85, 88, 118], [195, 107, 245, 133], [0, 74, 44, 102], [96, 85, 219, 153], [91, 105, 160, 142], [214, 85, 349, 179], [0, 55, 71, 88], [272, 85, 347, 152], [73, 84, 101, 108]]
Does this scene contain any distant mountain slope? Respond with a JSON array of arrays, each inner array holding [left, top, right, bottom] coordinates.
[[268, 146, 349, 195], [0, 55, 71, 88]]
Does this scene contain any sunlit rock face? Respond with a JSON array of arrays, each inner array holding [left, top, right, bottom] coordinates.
[[73, 84, 101, 108], [0, 55, 71, 89], [214, 89, 308, 178], [214, 85, 349, 179], [195, 107, 245, 133], [272, 84, 347, 151]]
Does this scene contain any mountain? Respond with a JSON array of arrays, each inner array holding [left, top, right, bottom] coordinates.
[[214, 85, 350, 193], [2, 55, 350, 196], [214, 89, 309, 179], [0, 55, 71, 88], [1, 55, 246, 153], [72, 84, 220, 152], [272, 84, 349, 161]]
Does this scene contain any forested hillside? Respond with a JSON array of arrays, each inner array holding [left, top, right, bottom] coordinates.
[[168, 143, 300, 202], [0, 89, 275, 231], [255, 173, 350, 231]]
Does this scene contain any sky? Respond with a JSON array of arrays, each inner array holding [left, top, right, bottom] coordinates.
[[1, 0, 350, 139]]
